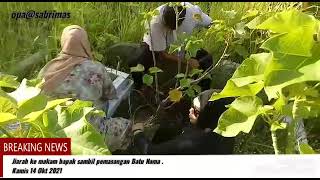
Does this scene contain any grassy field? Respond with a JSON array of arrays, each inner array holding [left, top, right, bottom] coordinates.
[[0, 2, 300, 79], [1, 2, 319, 154]]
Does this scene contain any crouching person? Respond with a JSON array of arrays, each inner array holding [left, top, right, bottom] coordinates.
[[38, 25, 133, 154], [38, 25, 117, 110], [131, 90, 235, 155], [131, 2, 213, 91]]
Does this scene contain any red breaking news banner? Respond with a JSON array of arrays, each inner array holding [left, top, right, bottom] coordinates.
[[0, 138, 71, 177]]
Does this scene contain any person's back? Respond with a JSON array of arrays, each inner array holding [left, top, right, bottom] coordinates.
[[157, 126, 234, 155], [186, 128, 234, 155], [133, 125, 234, 155], [42, 60, 116, 110], [143, 2, 213, 52], [38, 25, 135, 155], [130, 2, 213, 90], [38, 25, 117, 111], [142, 4, 177, 52]]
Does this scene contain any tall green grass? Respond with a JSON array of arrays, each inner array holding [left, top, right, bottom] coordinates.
[[1, 2, 318, 154], [0, 2, 162, 79], [0, 2, 300, 80], [195, 2, 301, 64]]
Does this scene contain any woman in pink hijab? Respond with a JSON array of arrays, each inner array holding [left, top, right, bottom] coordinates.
[[38, 25, 133, 153], [38, 25, 116, 110]]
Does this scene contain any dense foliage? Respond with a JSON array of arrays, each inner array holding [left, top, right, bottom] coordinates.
[[1, 2, 320, 154], [0, 75, 110, 155]]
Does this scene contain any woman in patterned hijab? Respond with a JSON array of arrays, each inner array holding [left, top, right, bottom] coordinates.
[[38, 25, 134, 153], [38, 25, 116, 109]]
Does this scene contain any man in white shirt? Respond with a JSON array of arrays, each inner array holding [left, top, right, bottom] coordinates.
[[131, 2, 213, 90]]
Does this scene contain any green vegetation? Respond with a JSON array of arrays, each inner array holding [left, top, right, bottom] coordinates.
[[1, 2, 320, 154], [0, 75, 110, 155]]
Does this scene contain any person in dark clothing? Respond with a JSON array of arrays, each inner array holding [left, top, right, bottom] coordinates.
[[131, 89, 235, 155], [149, 48, 213, 144]]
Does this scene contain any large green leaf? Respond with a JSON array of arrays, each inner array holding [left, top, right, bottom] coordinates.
[[61, 116, 110, 155], [261, 32, 314, 57], [54, 107, 109, 155], [169, 44, 182, 55], [214, 96, 263, 137], [0, 113, 17, 123], [0, 96, 17, 114], [257, 10, 316, 33], [17, 94, 48, 118], [264, 45, 320, 100], [42, 110, 58, 131], [273, 92, 286, 112], [30, 101, 109, 155], [0, 74, 19, 89], [1, 76, 110, 155], [210, 53, 272, 101], [231, 53, 272, 87], [210, 80, 264, 101], [255, 10, 320, 100], [0, 90, 18, 125], [67, 100, 93, 121], [23, 98, 70, 122], [257, 10, 317, 57], [0, 89, 17, 103]]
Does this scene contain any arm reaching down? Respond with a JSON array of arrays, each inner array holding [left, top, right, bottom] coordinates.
[[159, 51, 200, 69]]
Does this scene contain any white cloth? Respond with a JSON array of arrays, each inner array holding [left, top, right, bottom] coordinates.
[[143, 2, 212, 52]]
